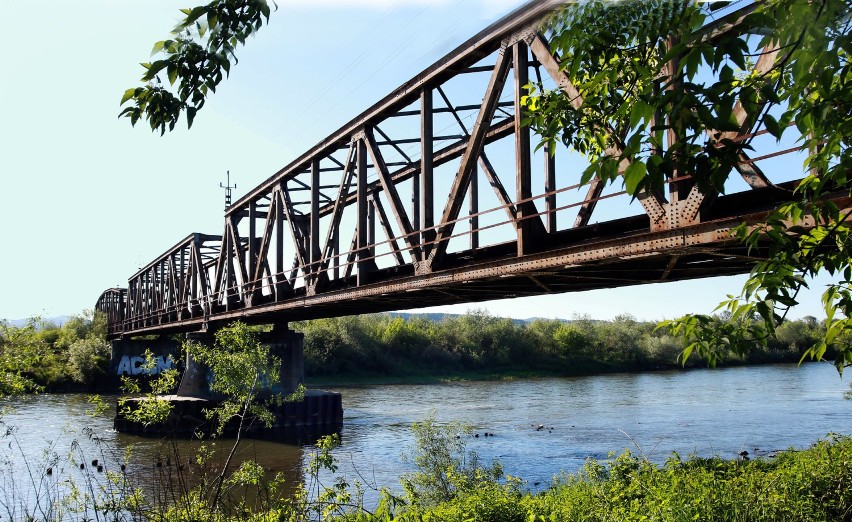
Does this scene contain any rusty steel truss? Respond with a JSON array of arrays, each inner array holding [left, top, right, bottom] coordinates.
[[97, 0, 848, 339]]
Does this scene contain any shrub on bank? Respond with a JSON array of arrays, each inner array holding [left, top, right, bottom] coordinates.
[[385, 435, 852, 522], [0, 312, 110, 392]]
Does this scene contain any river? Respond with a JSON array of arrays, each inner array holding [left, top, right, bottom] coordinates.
[[0, 363, 849, 513]]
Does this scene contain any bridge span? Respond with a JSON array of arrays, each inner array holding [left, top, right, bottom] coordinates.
[[97, 0, 847, 340]]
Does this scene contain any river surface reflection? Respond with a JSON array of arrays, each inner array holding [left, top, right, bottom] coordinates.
[[1, 363, 849, 509], [325, 362, 852, 494]]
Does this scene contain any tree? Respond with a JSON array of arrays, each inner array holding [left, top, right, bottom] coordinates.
[[118, 321, 286, 514], [0, 319, 48, 395], [67, 336, 111, 386], [186, 322, 284, 508], [120, 0, 276, 135], [524, 0, 851, 372]]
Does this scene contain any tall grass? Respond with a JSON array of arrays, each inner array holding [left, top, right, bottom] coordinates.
[[374, 434, 852, 522]]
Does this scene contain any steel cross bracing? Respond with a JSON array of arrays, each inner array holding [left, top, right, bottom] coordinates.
[[97, 0, 850, 338]]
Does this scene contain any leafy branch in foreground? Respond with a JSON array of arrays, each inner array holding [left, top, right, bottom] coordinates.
[[120, 0, 276, 135], [187, 321, 282, 509], [525, 0, 851, 372], [400, 413, 504, 509], [117, 350, 181, 427]]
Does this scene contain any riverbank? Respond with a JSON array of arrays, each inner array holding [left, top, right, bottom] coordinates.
[[297, 312, 830, 384], [376, 434, 852, 522], [1, 311, 835, 394], [305, 357, 839, 388], [306, 366, 617, 387], [1, 364, 849, 520]]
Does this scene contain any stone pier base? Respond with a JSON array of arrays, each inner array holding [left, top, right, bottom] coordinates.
[[114, 390, 343, 444], [114, 324, 342, 444]]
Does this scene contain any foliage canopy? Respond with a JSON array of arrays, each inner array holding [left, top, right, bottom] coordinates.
[[524, 0, 852, 372], [120, 0, 276, 134]]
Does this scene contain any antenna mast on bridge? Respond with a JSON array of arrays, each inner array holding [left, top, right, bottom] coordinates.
[[219, 171, 236, 211]]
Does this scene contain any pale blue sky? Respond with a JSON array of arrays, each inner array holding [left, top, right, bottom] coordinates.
[[0, 0, 832, 322]]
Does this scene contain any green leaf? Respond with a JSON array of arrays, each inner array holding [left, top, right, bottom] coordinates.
[[142, 60, 168, 81], [150, 40, 166, 56], [120, 88, 137, 105], [580, 165, 597, 186], [764, 114, 781, 139], [187, 106, 197, 128], [623, 161, 646, 195], [184, 6, 207, 26]]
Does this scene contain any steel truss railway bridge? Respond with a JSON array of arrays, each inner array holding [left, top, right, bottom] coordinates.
[[96, 0, 847, 340]]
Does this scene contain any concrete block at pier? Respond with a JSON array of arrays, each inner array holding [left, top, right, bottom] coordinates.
[[114, 390, 342, 444], [261, 328, 305, 397]]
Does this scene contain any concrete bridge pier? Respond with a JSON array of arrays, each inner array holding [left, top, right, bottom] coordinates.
[[175, 331, 215, 399], [109, 336, 181, 382], [116, 324, 341, 443], [175, 324, 305, 398], [261, 322, 305, 397]]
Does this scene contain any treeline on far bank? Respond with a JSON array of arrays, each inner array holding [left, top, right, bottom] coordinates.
[[0, 310, 835, 393], [293, 311, 832, 380], [0, 312, 110, 394]]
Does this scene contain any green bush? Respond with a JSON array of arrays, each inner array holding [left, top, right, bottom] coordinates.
[[395, 436, 852, 522], [67, 336, 110, 385], [0, 311, 110, 392], [400, 414, 503, 508]]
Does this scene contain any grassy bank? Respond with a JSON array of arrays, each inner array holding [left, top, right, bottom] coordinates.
[[382, 435, 852, 522], [3, 400, 847, 521]]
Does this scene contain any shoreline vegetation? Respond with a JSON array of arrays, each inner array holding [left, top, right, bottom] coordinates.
[[0, 313, 849, 520], [0, 310, 838, 394], [1, 412, 849, 521]]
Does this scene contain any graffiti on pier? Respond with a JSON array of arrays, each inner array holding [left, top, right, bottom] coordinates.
[[115, 354, 175, 376]]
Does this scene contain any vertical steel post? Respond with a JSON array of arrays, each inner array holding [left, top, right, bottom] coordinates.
[[357, 137, 369, 285], [666, 35, 687, 208], [368, 197, 376, 256], [158, 264, 165, 323], [514, 41, 533, 256], [191, 238, 198, 313], [275, 191, 285, 298], [248, 201, 257, 291], [310, 159, 321, 286], [412, 152, 421, 242], [333, 226, 340, 281], [179, 247, 186, 316], [420, 89, 434, 263], [469, 166, 479, 250], [544, 142, 556, 234]]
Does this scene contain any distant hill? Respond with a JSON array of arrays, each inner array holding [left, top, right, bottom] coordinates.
[[4, 316, 71, 328], [386, 312, 569, 325]]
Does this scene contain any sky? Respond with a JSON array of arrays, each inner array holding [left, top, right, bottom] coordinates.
[[0, 0, 834, 323]]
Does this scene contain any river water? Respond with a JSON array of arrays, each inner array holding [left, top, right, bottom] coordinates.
[[0, 363, 850, 512]]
